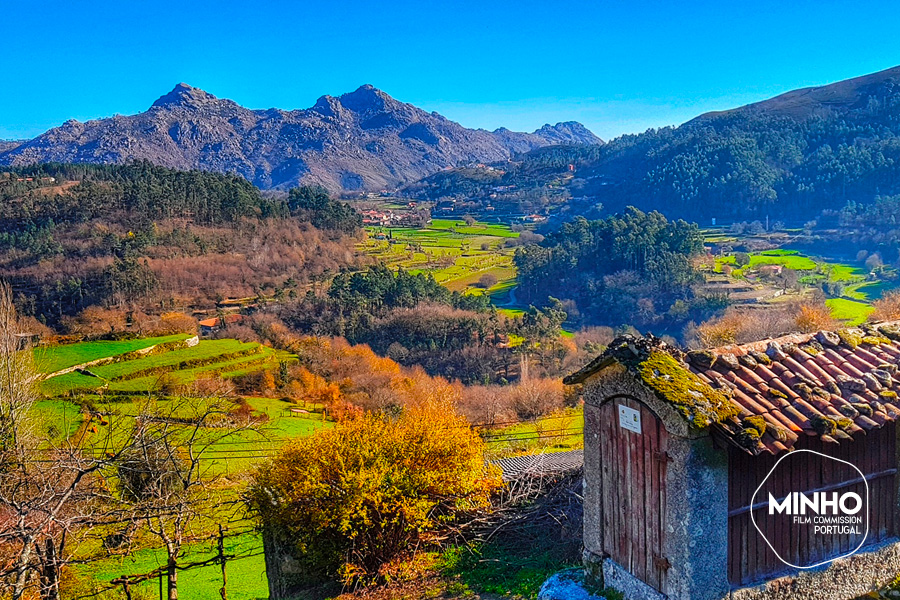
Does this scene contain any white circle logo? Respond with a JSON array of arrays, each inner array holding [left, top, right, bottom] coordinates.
[[749, 449, 869, 570]]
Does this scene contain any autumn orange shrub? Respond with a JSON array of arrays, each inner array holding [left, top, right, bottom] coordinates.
[[150, 312, 198, 335], [794, 303, 837, 333], [249, 395, 501, 585], [872, 290, 900, 322], [695, 310, 743, 347]]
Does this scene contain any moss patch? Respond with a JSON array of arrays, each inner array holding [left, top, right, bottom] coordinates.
[[852, 402, 874, 417], [800, 344, 821, 356], [838, 329, 863, 348], [767, 388, 787, 400], [736, 428, 761, 449], [879, 324, 900, 342], [810, 414, 837, 436], [637, 351, 739, 429], [742, 416, 767, 436], [737, 416, 768, 449]]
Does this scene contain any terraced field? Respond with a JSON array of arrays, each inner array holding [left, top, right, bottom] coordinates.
[[713, 248, 898, 325], [33, 338, 328, 598], [359, 218, 521, 298], [39, 338, 294, 396], [34, 334, 189, 374]]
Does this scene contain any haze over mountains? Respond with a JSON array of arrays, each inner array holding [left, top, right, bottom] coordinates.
[[0, 84, 601, 191]]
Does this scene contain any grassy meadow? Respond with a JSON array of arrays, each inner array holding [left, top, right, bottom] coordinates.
[[359, 218, 521, 299], [712, 247, 897, 325]]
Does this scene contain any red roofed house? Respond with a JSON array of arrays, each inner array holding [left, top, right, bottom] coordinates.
[[565, 323, 900, 600], [198, 313, 244, 336]]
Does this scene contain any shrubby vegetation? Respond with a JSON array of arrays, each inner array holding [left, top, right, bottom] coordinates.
[[249, 395, 501, 586], [0, 163, 362, 322], [688, 299, 838, 348]]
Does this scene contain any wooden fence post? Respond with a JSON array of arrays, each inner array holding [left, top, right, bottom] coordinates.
[[219, 524, 228, 600]]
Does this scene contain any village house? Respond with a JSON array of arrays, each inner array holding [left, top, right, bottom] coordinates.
[[198, 313, 244, 336], [565, 324, 900, 600]]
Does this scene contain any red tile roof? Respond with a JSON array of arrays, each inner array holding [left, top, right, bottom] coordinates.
[[198, 314, 244, 328], [566, 322, 900, 457], [687, 323, 900, 455]]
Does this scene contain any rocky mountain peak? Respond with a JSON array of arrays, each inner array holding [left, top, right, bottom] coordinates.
[[151, 83, 219, 109], [534, 122, 603, 144], [0, 83, 600, 191], [338, 84, 397, 114]]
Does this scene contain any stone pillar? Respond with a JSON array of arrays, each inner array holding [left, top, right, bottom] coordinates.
[[662, 434, 730, 600], [582, 401, 604, 584]]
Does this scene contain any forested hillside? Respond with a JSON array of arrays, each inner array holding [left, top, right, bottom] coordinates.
[[0, 162, 360, 321], [514, 208, 720, 330], [406, 65, 900, 224]]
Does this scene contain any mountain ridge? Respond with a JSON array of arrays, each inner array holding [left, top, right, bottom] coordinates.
[[405, 63, 900, 223], [692, 64, 900, 122], [0, 84, 602, 191]]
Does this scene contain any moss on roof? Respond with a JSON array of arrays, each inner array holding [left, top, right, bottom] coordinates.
[[636, 350, 739, 430], [565, 335, 740, 431]]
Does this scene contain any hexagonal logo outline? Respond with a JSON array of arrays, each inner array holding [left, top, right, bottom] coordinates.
[[749, 448, 869, 570]]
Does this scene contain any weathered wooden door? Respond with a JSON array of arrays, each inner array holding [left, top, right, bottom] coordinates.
[[599, 396, 669, 592]]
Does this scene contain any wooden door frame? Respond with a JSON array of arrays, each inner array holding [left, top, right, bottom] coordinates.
[[598, 394, 669, 592]]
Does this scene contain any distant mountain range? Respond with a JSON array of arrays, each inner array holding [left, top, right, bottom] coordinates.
[[409, 64, 900, 223], [0, 84, 601, 191]]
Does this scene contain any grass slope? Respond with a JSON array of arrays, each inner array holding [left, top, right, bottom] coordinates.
[[35, 334, 189, 374], [40, 339, 290, 396], [360, 218, 521, 297]]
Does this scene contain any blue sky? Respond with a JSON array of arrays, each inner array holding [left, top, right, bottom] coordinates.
[[3, 0, 900, 141]]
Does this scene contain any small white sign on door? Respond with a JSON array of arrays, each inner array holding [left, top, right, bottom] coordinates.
[[618, 404, 642, 434]]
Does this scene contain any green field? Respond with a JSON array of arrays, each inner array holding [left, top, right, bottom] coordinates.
[[715, 249, 818, 272], [826, 298, 875, 325], [360, 218, 521, 297], [40, 338, 292, 396], [483, 407, 583, 459], [35, 334, 189, 374], [712, 246, 899, 324], [71, 395, 331, 598], [73, 531, 267, 599]]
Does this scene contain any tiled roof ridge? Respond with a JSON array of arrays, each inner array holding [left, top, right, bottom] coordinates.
[[707, 320, 900, 357], [684, 320, 900, 456], [565, 322, 900, 457]]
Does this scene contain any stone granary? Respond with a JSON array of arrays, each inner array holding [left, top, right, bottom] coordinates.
[[564, 324, 900, 600]]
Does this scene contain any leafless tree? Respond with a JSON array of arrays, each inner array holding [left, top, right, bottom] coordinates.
[[118, 385, 259, 600], [0, 282, 136, 600]]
